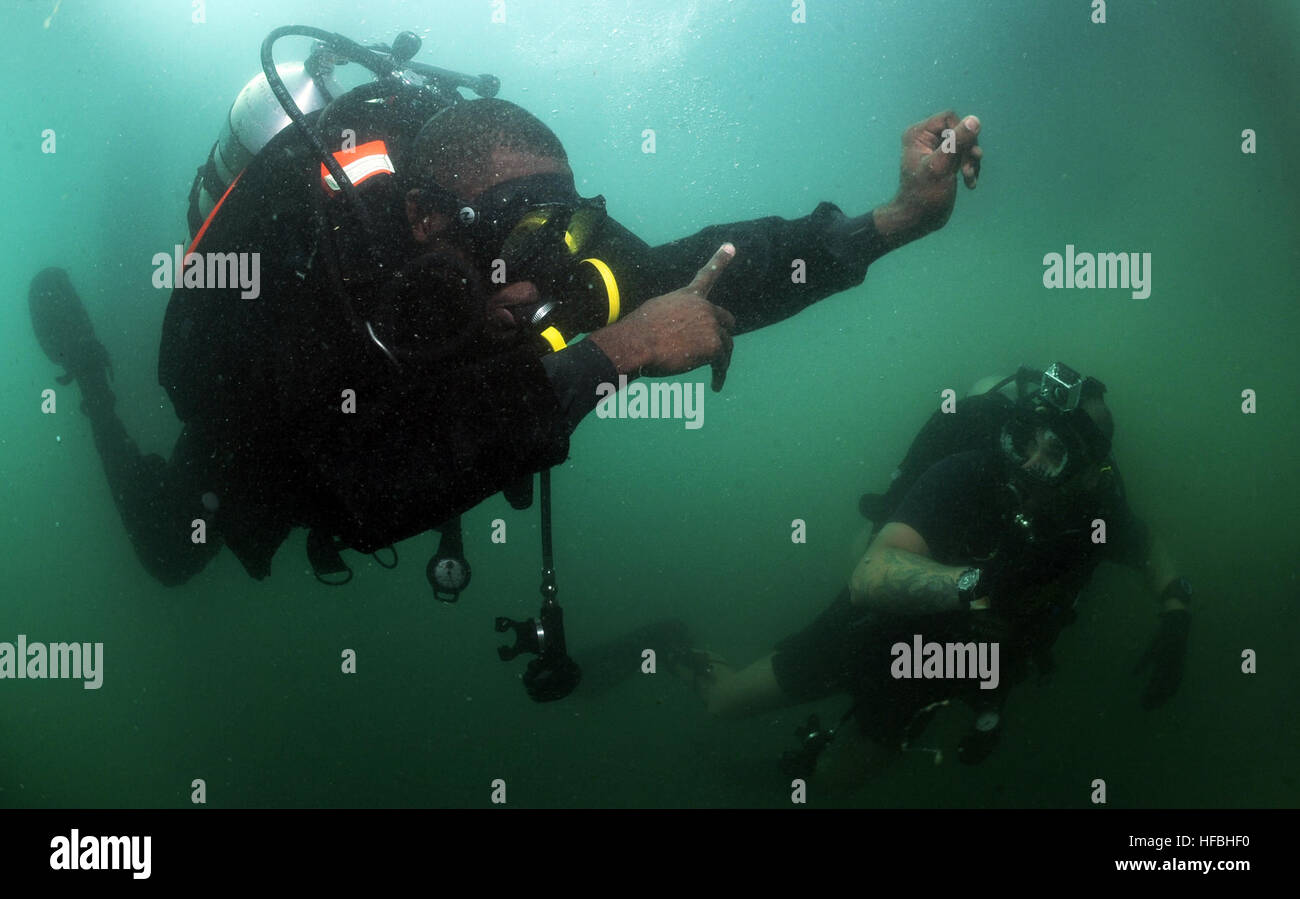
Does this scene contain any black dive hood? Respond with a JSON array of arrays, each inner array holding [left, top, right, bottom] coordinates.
[[260, 26, 499, 245]]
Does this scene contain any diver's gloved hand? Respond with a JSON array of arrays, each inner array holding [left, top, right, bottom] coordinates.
[[1133, 608, 1190, 709], [979, 533, 1075, 619], [965, 605, 1013, 647], [977, 550, 1045, 615]]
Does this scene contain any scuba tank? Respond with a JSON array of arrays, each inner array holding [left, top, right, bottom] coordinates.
[[188, 52, 342, 238], [187, 24, 643, 370], [187, 26, 499, 242]]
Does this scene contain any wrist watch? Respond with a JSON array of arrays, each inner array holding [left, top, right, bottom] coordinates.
[[957, 568, 982, 609]]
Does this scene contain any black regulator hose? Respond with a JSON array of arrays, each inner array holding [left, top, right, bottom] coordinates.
[[260, 25, 505, 366], [260, 25, 504, 258], [260, 26, 393, 234]]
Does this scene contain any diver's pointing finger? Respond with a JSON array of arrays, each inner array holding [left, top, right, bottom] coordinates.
[[688, 243, 736, 297]]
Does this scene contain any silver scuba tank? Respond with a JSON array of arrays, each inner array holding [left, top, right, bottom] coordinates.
[[189, 52, 342, 236]]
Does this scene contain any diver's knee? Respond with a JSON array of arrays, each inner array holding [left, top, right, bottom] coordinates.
[[704, 690, 746, 720], [700, 669, 764, 719], [703, 654, 786, 719]]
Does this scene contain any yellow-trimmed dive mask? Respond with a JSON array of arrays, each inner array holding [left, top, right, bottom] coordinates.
[[414, 172, 604, 270], [410, 172, 626, 352], [499, 201, 607, 262], [494, 199, 624, 351]]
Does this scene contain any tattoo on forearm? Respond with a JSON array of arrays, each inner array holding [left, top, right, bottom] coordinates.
[[868, 548, 957, 606]]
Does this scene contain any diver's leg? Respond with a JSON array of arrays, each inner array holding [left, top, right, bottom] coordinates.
[[698, 587, 869, 718], [31, 269, 219, 585], [699, 653, 790, 718], [80, 379, 220, 586]]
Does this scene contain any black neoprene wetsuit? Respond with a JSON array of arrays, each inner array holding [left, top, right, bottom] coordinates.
[[80, 110, 893, 585], [771, 450, 1150, 747]]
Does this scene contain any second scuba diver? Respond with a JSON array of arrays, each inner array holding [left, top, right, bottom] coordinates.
[[627, 363, 1193, 787]]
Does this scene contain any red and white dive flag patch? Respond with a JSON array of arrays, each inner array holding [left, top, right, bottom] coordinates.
[[320, 140, 395, 193]]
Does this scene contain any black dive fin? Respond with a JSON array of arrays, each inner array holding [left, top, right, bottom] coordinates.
[[28, 267, 112, 383]]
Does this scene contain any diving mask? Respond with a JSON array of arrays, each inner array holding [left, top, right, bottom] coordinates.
[[1000, 362, 1111, 486], [411, 171, 626, 352]]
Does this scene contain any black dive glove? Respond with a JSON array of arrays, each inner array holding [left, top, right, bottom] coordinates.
[[1133, 608, 1190, 709], [978, 548, 1071, 616], [975, 553, 1036, 612]]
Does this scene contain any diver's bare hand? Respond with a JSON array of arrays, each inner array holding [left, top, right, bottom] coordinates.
[[588, 243, 737, 391], [874, 111, 982, 248]]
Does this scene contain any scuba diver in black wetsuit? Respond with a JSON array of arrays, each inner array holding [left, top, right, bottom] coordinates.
[[27, 27, 983, 700], [631, 363, 1191, 787]]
